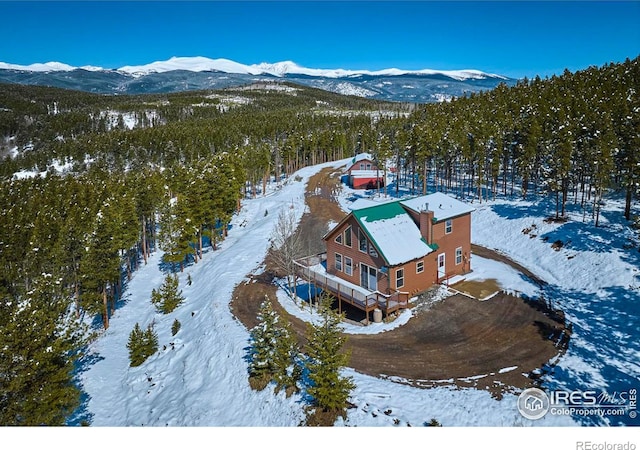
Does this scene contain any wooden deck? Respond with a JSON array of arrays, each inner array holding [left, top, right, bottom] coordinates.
[[294, 253, 410, 324]]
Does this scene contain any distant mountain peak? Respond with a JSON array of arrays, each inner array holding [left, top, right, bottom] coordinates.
[[0, 61, 76, 72], [253, 60, 303, 77]]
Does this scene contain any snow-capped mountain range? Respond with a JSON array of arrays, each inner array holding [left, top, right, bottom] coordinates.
[[0, 56, 514, 103], [0, 56, 507, 80]]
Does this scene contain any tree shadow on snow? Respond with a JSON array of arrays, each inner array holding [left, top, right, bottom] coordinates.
[[489, 200, 553, 222], [540, 284, 640, 426], [67, 349, 105, 426]]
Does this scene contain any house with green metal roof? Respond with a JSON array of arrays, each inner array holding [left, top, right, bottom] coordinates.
[[295, 192, 474, 322]]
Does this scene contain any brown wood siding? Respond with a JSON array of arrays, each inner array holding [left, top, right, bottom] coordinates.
[[347, 159, 378, 175], [324, 216, 389, 293], [385, 213, 471, 294], [405, 208, 420, 224], [324, 210, 472, 296], [388, 259, 437, 297], [430, 213, 472, 280]]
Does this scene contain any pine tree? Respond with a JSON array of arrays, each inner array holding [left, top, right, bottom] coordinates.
[[248, 299, 280, 389], [79, 197, 123, 329], [127, 323, 158, 367], [151, 273, 184, 314], [247, 297, 301, 394], [143, 324, 159, 356], [134, 169, 164, 265], [592, 116, 617, 227], [0, 276, 82, 425], [304, 294, 354, 424], [158, 194, 195, 272], [272, 313, 301, 396]]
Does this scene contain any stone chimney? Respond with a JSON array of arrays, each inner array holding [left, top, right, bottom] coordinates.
[[419, 203, 434, 245]]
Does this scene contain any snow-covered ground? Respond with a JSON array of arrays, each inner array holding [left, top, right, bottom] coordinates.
[[71, 157, 639, 436], [472, 197, 640, 426], [454, 254, 542, 299], [12, 158, 74, 179]]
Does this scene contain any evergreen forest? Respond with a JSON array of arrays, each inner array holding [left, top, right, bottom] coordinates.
[[0, 56, 638, 425]]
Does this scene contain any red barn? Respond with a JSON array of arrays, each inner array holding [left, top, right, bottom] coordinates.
[[345, 153, 384, 189]]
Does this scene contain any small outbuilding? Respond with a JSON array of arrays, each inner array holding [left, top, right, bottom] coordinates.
[[345, 153, 384, 189]]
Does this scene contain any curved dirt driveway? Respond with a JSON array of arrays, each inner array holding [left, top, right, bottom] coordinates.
[[230, 167, 568, 396]]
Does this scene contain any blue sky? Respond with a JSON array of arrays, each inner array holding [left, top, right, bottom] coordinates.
[[0, 1, 638, 79]]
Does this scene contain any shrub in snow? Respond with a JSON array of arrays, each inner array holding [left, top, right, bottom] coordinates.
[[151, 273, 184, 314], [127, 323, 158, 367], [171, 318, 181, 336]]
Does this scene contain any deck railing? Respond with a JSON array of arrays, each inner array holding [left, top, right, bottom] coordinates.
[[294, 253, 410, 318]]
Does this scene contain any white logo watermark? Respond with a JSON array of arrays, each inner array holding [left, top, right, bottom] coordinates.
[[576, 442, 637, 450], [517, 387, 637, 420], [518, 387, 550, 420]]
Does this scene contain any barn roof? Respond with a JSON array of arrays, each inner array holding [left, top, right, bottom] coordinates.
[[345, 153, 374, 171]]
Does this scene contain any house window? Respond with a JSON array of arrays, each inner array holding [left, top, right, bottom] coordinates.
[[344, 256, 353, 276], [344, 226, 352, 247], [369, 243, 378, 258], [456, 247, 463, 265], [416, 260, 424, 273], [366, 163, 372, 170], [334, 233, 343, 244], [358, 228, 367, 253], [396, 268, 405, 289], [335, 253, 343, 272], [359, 163, 365, 170], [445, 219, 453, 234]]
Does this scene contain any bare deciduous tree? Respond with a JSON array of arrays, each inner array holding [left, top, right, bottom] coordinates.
[[270, 207, 304, 300]]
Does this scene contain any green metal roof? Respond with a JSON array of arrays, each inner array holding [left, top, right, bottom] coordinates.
[[351, 201, 407, 265], [352, 200, 405, 222], [351, 200, 435, 266]]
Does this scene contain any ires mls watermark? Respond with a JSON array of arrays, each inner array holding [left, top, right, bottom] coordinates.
[[517, 387, 637, 420]]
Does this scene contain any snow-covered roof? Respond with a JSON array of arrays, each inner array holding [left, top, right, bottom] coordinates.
[[353, 202, 434, 266], [345, 153, 374, 171], [349, 196, 396, 211], [349, 170, 384, 177], [401, 192, 475, 222], [333, 192, 473, 266]]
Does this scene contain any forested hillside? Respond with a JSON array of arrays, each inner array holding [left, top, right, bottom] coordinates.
[[394, 57, 640, 223], [0, 56, 638, 425]]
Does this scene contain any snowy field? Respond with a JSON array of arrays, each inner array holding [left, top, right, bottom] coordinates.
[[471, 196, 640, 427], [57, 157, 638, 441]]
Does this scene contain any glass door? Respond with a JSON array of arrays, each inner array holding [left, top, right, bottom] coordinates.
[[437, 253, 446, 281], [360, 263, 377, 291]]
